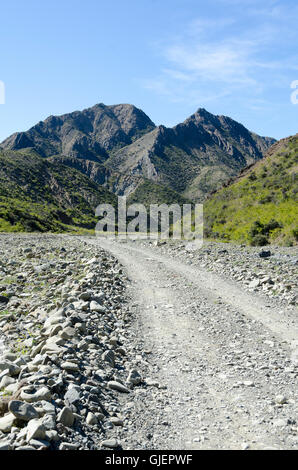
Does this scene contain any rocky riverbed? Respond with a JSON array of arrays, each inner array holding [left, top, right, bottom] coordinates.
[[0, 234, 297, 451], [0, 234, 149, 450]]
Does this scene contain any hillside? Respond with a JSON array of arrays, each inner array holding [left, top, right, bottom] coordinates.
[[0, 148, 192, 234], [0, 149, 117, 232], [204, 134, 298, 246], [127, 179, 192, 208], [1, 105, 275, 201]]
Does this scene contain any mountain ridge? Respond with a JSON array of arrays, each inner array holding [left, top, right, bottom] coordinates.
[[1, 103, 276, 201], [105, 107, 275, 199], [2, 103, 156, 162], [1, 102, 286, 238]]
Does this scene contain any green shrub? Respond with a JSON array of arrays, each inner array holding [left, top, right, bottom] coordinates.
[[250, 234, 269, 246], [248, 172, 257, 181]]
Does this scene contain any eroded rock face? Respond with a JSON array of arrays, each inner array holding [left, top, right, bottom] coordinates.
[[1, 103, 155, 160]]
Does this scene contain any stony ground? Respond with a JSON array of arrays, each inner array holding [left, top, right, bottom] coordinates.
[[0, 234, 144, 450], [155, 240, 298, 308], [0, 234, 297, 450]]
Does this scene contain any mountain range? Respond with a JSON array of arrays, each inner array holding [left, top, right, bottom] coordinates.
[[3, 102, 295, 243], [1, 103, 275, 201]]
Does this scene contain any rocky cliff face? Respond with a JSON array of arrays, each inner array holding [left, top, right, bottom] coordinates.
[[2, 103, 156, 162]]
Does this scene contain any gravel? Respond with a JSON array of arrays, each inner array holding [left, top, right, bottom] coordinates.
[[0, 234, 144, 450], [0, 234, 297, 450]]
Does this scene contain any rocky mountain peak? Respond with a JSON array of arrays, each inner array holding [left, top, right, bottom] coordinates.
[[1, 103, 156, 161], [1, 103, 276, 202]]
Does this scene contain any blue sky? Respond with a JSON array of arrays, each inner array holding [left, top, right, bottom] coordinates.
[[0, 0, 298, 141]]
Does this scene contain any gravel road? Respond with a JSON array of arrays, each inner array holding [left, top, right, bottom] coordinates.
[[0, 234, 297, 450], [88, 237, 298, 450]]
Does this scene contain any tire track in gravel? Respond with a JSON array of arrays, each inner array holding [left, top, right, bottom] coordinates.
[[86, 238, 298, 450], [121, 243, 297, 345]]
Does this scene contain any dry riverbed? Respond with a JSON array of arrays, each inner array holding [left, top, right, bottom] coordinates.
[[0, 234, 297, 450], [0, 234, 147, 450]]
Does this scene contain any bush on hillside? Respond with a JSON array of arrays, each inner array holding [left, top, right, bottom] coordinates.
[[250, 234, 269, 246]]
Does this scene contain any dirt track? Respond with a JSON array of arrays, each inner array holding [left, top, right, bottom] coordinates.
[[87, 238, 298, 450]]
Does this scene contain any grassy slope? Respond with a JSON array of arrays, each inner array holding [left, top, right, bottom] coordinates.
[[127, 179, 192, 208], [0, 149, 117, 232], [204, 135, 298, 246]]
